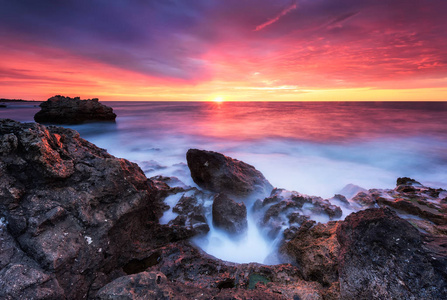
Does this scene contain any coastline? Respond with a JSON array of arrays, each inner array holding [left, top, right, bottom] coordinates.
[[0, 118, 446, 299]]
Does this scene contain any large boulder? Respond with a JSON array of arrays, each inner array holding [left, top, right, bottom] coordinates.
[[34, 95, 116, 124], [337, 208, 447, 300], [186, 149, 273, 198], [0, 119, 164, 299], [212, 193, 248, 235]]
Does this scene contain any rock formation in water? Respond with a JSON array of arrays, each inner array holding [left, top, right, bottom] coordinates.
[[253, 188, 343, 240], [186, 148, 273, 198], [1, 119, 446, 299], [212, 193, 248, 235], [34, 95, 116, 124]]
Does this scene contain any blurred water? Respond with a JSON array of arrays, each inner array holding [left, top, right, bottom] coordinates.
[[2, 101, 447, 195]]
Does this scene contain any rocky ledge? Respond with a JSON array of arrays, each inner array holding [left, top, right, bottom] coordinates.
[[1, 120, 446, 299], [34, 95, 116, 124]]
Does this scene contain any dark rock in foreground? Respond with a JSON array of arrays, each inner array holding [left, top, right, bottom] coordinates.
[[212, 193, 248, 235], [337, 208, 447, 300], [113, 241, 326, 300], [0, 119, 163, 299], [186, 148, 273, 198], [34, 95, 116, 124]]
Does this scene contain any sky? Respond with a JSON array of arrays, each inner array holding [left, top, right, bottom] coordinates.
[[0, 0, 447, 101]]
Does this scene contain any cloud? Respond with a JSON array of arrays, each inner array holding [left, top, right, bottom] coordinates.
[[0, 0, 446, 92], [255, 0, 298, 31]]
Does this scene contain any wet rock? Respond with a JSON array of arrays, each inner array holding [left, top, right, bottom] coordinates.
[[350, 191, 377, 208], [212, 193, 247, 235], [396, 176, 422, 187], [254, 189, 342, 240], [186, 149, 273, 198], [34, 95, 116, 124], [143, 241, 326, 300], [169, 191, 210, 235], [96, 271, 175, 300], [0, 119, 163, 299], [280, 221, 341, 289], [338, 184, 367, 199], [337, 208, 447, 300], [328, 194, 351, 207], [372, 180, 447, 225]]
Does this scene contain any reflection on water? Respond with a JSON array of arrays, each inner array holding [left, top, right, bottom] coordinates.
[[2, 101, 447, 197]]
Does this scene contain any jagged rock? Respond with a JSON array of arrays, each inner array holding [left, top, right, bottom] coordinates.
[[169, 190, 210, 236], [254, 188, 342, 240], [337, 208, 447, 300], [34, 95, 116, 124], [396, 177, 422, 187], [212, 193, 248, 235], [141, 241, 327, 300], [372, 180, 447, 225], [0, 226, 64, 300], [0, 119, 164, 299], [96, 271, 175, 300], [328, 194, 351, 207], [186, 149, 273, 198], [280, 221, 341, 290], [350, 191, 377, 208]]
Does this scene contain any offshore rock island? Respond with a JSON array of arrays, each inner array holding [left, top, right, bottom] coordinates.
[[34, 95, 116, 124], [0, 119, 446, 299]]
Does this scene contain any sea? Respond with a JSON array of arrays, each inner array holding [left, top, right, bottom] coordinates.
[[2, 101, 447, 263]]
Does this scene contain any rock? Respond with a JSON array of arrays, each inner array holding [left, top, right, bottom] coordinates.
[[338, 184, 367, 200], [281, 221, 340, 289], [186, 149, 273, 198], [0, 226, 64, 300], [254, 188, 342, 240], [337, 208, 447, 300], [34, 95, 116, 124], [212, 193, 248, 235], [328, 194, 351, 207], [96, 271, 175, 300], [396, 177, 422, 187], [142, 241, 327, 300], [371, 181, 447, 225], [169, 190, 210, 236], [0, 119, 165, 299], [350, 191, 377, 208]]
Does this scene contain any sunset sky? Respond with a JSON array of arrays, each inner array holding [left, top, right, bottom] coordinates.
[[1, 0, 447, 101]]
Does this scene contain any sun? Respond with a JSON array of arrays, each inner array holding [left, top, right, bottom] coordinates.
[[213, 96, 225, 103]]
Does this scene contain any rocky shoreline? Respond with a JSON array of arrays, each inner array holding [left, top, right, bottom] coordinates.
[[1, 119, 446, 299]]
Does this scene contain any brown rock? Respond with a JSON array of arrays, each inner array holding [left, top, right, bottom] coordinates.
[[212, 193, 248, 235], [186, 149, 273, 198], [281, 221, 341, 288], [34, 95, 116, 124], [0, 119, 163, 299]]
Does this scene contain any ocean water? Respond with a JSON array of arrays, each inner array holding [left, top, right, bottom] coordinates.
[[2, 101, 447, 263]]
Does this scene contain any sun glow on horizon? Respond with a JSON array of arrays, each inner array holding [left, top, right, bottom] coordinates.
[[212, 96, 225, 103]]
